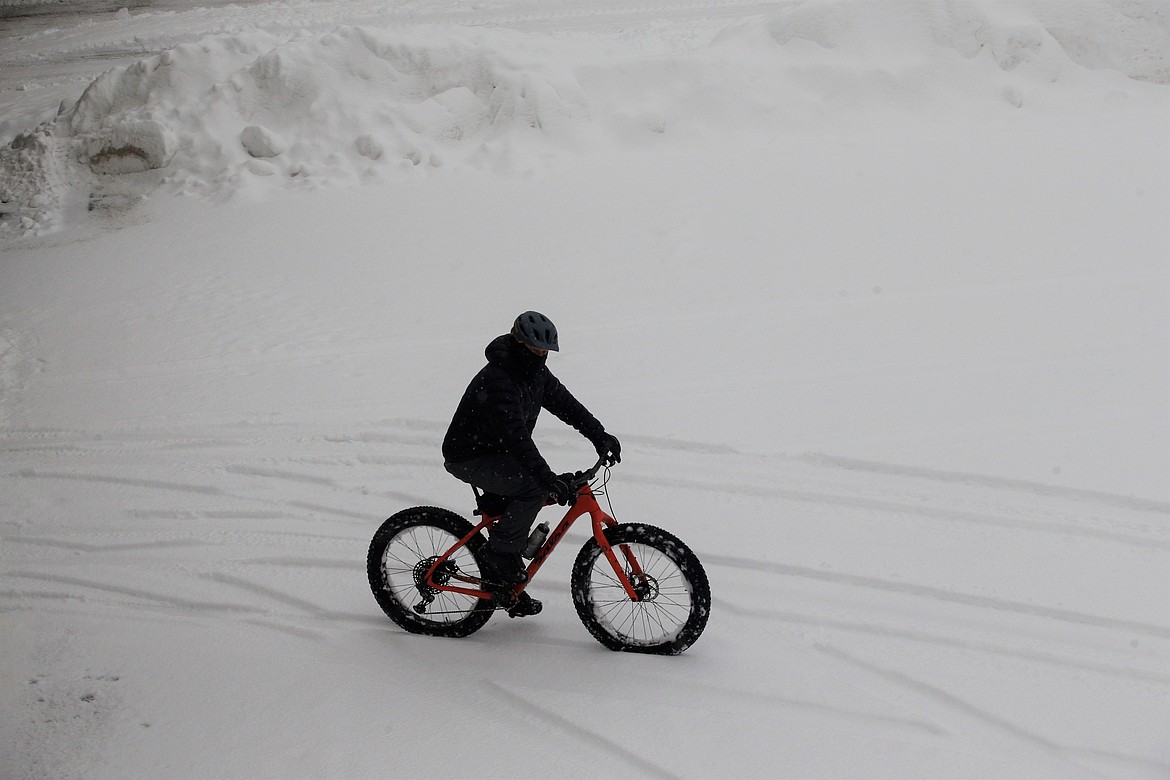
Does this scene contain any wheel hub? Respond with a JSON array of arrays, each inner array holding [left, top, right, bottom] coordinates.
[[413, 556, 456, 596], [631, 572, 659, 601]]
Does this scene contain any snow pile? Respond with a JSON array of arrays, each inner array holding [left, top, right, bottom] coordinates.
[[593, 0, 1166, 140], [122, 25, 588, 190], [0, 0, 1166, 234], [758, 0, 1170, 84], [1, 24, 589, 230]]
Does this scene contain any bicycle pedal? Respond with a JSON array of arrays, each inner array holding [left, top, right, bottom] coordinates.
[[488, 590, 516, 608], [504, 592, 542, 618]]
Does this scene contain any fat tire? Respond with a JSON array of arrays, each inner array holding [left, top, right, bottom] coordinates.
[[367, 506, 493, 638], [571, 523, 710, 655]]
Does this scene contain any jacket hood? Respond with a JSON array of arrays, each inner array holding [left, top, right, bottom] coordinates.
[[486, 333, 546, 378]]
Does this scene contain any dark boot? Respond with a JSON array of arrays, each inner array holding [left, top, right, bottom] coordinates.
[[506, 591, 542, 618], [478, 544, 542, 617], [478, 544, 527, 588]]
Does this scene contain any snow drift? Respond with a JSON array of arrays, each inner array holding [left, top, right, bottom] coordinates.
[[1, 0, 1166, 233]]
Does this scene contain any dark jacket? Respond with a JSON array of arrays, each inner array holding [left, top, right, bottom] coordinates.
[[443, 334, 604, 486]]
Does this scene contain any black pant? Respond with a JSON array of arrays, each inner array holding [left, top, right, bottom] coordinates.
[[445, 455, 546, 553]]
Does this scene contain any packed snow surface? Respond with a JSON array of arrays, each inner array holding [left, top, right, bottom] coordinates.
[[1, 0, 1168, 778]]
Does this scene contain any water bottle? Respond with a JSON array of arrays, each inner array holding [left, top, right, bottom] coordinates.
[[521, 521, 550, 559]]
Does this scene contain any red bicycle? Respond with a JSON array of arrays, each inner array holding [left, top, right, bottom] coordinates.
[[366, 460, 710, 655]]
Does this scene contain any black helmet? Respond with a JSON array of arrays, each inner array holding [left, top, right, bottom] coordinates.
[[512, 311, 559, 352]]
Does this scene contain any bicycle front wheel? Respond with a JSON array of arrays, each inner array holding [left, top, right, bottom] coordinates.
[[571, 523, 710, 655], [367, 506, 493, 638]]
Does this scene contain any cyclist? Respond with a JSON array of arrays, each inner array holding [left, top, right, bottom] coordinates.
[[443, 311, 621, 617]]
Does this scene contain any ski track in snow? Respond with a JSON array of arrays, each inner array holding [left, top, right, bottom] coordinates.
[[2, 419, 1167, 777]]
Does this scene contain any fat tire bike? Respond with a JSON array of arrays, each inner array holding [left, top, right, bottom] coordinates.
[[366, 460, 710, 655]]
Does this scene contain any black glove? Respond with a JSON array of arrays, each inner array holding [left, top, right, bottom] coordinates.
[[592, 432, 621, 466], [546, 475, 576, 506]]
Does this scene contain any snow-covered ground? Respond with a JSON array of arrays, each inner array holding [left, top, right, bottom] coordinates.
[[1, 0, 1168, 777]]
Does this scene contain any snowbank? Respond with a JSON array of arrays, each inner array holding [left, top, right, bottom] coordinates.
[[0, 0, 1166, 235], [1, 25, 590, 231]]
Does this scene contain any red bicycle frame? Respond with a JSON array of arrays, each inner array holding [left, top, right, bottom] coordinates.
[[423, 482, 646, 602]]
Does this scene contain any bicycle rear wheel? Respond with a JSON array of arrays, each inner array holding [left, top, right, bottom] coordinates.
[[367, 506, 493, 638], [571, 523, 710, 655]]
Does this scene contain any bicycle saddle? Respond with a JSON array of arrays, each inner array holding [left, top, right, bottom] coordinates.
[[472, 489, 509, 517]]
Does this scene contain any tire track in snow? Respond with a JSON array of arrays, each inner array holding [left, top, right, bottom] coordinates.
[[483, 680, 680, 780], [8, 526, 364, 550], [285, 500, 375, 521], [224, 464, 335, 486], [223, 464, 434, 506], [801, 453, 1170, 515], [647, 676, 951, 736], [9, 468, 223, 495], [200, 572, 331, 616], [127, 509, 286, 520], [3, 572, 269, 615], [715, 601, 1169, 685], [238, 556, 358, 570], [370, 489, 436, 507], [816, 644, 1070, 753], [1, 443, 91, 456], [816, 643, 1170, 776], [704, 554, 1170, 639], [0, 589, 87, 607], [2, 571, 378, 628], [623, 472, 1168, 550], [2, 535, 212, 553], [198, 573, 382, 627], [241, 617, 328, 643], [179, 528, 365, 546], [323, 430, 439, 447]]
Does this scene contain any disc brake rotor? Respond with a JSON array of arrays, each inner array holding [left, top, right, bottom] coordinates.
[[630, 572, 659, 601]]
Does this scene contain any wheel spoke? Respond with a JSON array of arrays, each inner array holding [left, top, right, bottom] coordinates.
[[380, 524, 478, 626], [367, 508, 496, 639], [582, 540, 695, 646]]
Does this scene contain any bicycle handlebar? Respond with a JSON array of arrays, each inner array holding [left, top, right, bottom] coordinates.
[[569, 457, 609, 490], [542, 459, 611, 506]]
